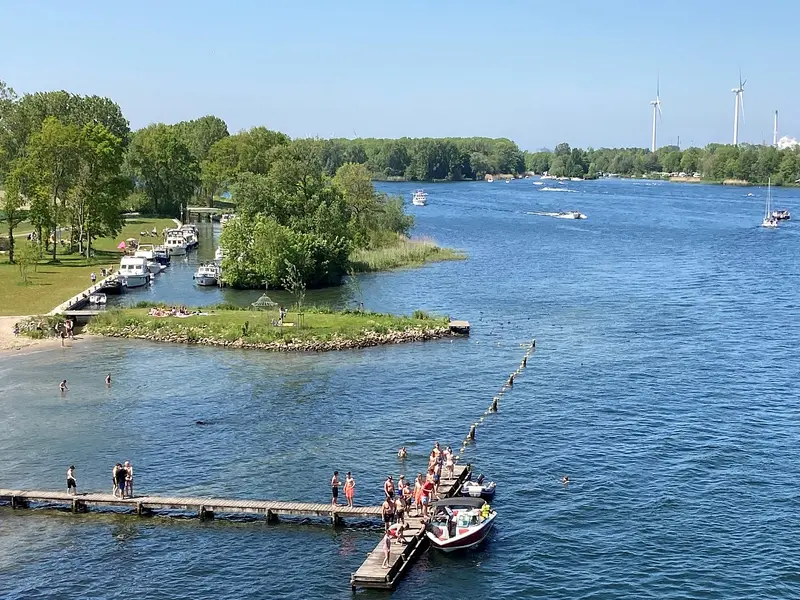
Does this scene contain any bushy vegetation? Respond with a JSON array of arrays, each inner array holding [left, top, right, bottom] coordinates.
[[524, 142, 800, 184], [350, 236, 466, 272]]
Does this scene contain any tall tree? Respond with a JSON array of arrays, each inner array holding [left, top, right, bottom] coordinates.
[[125, 124, 200, 217]]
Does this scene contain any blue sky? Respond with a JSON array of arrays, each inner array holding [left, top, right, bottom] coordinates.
[[2, 0, 798, 150]]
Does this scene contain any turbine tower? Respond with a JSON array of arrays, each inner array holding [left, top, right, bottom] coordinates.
[[732, 72, 746, 145], [773, 110, 778, 146], [650, 78, 662, 152]]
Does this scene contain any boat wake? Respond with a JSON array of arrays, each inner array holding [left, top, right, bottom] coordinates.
[[527, 210, 588, 220], [540, 187, 576, 192]]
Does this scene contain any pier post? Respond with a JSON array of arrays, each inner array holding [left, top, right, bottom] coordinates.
[[136, 502, 152, 516], [266, 510, 279, 523], [468, 425, 476, 441], [199, 506, 215, 521], [508, 373, 514, 387], [71, 499, 87, 513], [11, 496, 29, 509], [332, 512, 344, 526], [523, 356, 527, 368], [490, 398, 498, 412]]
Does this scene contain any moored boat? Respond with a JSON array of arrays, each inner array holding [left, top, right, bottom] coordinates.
[[98, 275, 122, 295], [460, 474, 496, 499], [133, 244, 162, 274], [179, 224, 199, 249], [164, 233, 187, 256], [153, 245, 171, 265], [425, 497, 496, 552], [412, 190, 428, 206], [88, 292, 107, 305], [193, 262, 219, 286], [118, 256, 150, 288]]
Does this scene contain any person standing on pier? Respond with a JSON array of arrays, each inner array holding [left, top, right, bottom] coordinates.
[[66, 465, 77, 495], [380, 496, 395, 533], [343, 472, 355, 507], [381, 530, 392, 568], [413, 473, 424, 516], [113, 463, 127, 498], [124, 461, 134, 497], [383, 475, 394, 500], [330, 471, 341, 505]]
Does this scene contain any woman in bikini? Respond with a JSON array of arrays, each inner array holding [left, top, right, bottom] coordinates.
[[343, 472, 356, 507]]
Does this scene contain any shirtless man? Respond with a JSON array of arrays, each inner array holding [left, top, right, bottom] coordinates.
[[66, 465, 77, 495], [383, 476, 395, 500], [330, 471, 341, 505], [59, 380, 68, 393]]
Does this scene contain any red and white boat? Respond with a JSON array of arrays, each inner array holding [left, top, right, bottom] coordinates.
[[425, 497, 496, 552]]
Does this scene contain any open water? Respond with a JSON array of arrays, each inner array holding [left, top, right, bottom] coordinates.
[[1, 179, 799, 599]]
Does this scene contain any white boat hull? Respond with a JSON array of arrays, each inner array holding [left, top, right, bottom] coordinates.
[[167, 246, 186, 256], [194, 276, 217, 286], [123, 274, 149, 288]]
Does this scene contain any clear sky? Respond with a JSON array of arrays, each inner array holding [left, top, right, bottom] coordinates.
[[2, 0, 798, 150]]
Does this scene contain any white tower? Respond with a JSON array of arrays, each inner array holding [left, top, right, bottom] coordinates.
[[732, 73, 746, 146], [649, 78, 662, 152]]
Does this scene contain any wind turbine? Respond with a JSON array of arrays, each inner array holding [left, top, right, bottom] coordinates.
[[649, 77, 662, 152], [732, 72, 746, 146]]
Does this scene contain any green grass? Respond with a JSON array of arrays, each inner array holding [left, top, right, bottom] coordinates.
[[87, 306, 450, 346], [0, 217, 176, 316], [350, 236, 466, 273]]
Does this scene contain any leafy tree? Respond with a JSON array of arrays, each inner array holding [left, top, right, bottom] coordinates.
[[125, 124, 200, 217]]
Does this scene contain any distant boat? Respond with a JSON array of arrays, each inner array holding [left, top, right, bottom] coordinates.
[[772, 209, 791, 221], [557, 210, 587, 220], [533, 181, 544, 186], [119, 256, 150, 288], [412, 190, 428, 206], [570, 177, 583, 181], [486, 175, 494, 183], [761, 179, 778, 228], [505, 178, 511, 184]]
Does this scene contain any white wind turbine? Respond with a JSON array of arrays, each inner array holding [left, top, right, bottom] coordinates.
[[650, 78, 662, 152], [732, 72, 746, 145]]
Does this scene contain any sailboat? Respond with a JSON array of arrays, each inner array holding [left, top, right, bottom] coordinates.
[[761, 178, 778, 228]]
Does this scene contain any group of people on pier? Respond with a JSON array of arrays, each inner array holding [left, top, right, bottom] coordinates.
[[112, 461, 134, 498]]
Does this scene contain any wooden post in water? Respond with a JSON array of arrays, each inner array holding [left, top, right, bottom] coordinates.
[[266, 510, 279, 524], [199, 506, 214, 521], [468, 425, 476, 441]]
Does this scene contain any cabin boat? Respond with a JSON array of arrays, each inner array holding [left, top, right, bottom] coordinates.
[[118, 256, 150, 288], [133, 244, 162, 274], [193, 262, 219, 286], [164, 233, 187, 256], [425, 497, 496, 552], [88, 292, 107, 305], [179, 224, 199, 249], [98, 276, 122, 295], [153, 245, 171, 265], [412, 190, 428, 206]]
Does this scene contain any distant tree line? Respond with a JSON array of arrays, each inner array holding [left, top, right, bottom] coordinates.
[[524, 142, 800, 185]]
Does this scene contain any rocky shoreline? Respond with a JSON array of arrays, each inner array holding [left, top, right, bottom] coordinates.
[[93, 325, 462, 352]]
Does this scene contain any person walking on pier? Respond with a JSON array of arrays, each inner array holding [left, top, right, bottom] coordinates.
[[330, 471, 341, 505], [66, 465, 77, 495], [343, 472, 355, 507], [124, 461, 134, 497]]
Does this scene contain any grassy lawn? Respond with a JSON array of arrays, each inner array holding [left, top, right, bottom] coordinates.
[[350, 236, 466, 272], [0, 217, 176, 316], [87, 306, 450, 345]]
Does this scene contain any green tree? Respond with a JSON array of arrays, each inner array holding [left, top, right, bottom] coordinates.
[[15, 240, 41, 283], [125, 124, 200, 217]]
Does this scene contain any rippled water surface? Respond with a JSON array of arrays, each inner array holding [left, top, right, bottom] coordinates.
[[2, 179, 800, 599]]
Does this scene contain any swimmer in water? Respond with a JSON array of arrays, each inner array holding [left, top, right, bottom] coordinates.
[[397, 447, 407, 459], [561, 476, 569, 485], [59, 380, 68, 392], [105, 373, 112, 386]]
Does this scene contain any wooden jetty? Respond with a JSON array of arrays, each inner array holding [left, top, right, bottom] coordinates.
[[350, 464, 472, 591], [0, 489, 381, 523], [448, 320, 471, 335]]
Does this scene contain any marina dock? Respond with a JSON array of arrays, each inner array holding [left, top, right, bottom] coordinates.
[[0, 489, 381, 523], [350, 464, 472, 591]]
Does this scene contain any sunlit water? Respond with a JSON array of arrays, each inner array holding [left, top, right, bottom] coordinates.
[[2, 179, 800, 599]]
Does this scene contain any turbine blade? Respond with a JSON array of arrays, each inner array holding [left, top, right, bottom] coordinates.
[[742, 78, 747, 88]]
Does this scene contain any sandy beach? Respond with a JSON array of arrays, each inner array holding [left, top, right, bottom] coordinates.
[[0, 316, 63, 354]]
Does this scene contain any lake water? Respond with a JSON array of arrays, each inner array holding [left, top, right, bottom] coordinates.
[[2, 179, 799, 599]]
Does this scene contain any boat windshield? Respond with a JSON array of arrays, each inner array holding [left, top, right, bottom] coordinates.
[[456, 510, 479, 528]]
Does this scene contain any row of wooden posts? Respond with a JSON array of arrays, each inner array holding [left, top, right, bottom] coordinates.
[[455, 338, 536, 462]]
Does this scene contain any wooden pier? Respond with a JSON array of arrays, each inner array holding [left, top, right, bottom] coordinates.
[[0, 489, 381, 523], [350, 464, 472, 591]]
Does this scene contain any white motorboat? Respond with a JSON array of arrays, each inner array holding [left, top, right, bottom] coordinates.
[[118, 256, 150, 288], [153, 245, 170, 265], [761, 179, 778, 228], [412, 190, 428, 206], [772, 209, 791, 221], [164, 233, 187, 256], [133, 244, 162, 274], [570, 177, 583, 181], [557, 210, 587, 219], [88, 292, 107, 305], [486, 175, 494, 183], [215, 246, 224, 262], [425, 497, 496, 552], [193, 262, 219, 286], [179, 224, 199, 249], [460, 474, 496, 499]]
